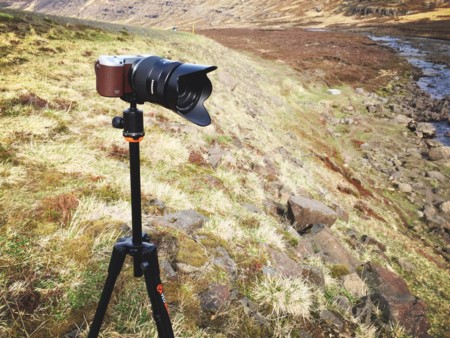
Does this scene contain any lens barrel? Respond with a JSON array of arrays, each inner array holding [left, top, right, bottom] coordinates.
[[131, 56, 216, 126]]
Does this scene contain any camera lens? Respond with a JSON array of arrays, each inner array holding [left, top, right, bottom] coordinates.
[[131, 56, 216, 126]]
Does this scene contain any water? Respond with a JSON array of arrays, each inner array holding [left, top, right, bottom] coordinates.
[[369, 35, 450, 146]]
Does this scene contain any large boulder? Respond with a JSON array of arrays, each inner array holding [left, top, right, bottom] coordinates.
[[265, 247, 325, 286], [416, 122, 436, 138], [428, 146, 450, 161], [356, 262, 430, 337], [303, 224, 360, 272], [287, 196, 338, 232]]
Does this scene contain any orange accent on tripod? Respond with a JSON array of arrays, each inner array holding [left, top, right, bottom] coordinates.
[[125, 137, 144, 143]]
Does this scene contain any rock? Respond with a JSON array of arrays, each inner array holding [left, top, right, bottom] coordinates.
[[439, 201, 450, 214], [352, 296, 378, 327], [333, 204, 349, 223], [397, 183, 412, 193], [243, 204, 264, 214], [360, 235, 387, 252], [423, 205, 436, 220], [213, 247, 237, 279], [334, 295, 351, 313], [303, 224, 360, 272], [287, 196, 338, 232], [151, 210, 207, 235], [425, 139, 441, 148], [160, 260, 177, 280], [407, 120, 417, 131], [355, 87, 365, 94], [342, 272, 366, 298], [344, 105, 354, 112], [327, 89, 341, 95], [360, 143, 371, 151], [263, 199, 285, 216], [319, 309, 344, 330], [392, 158, 402, 167], [188, 150, 207, 165], [367, 105, 377, 114], [393, 114, 411, 127], [301, 266, 325, 287], [294, 237, 315, 259], [267, 247, 303, 279], [367, 103, 384, 114], [256, 157, 279, 181], [359, 262, 430, 337], [435, 99, 448, 116], [145, 198, 166, 215], [199, 283, 231, 313], [208, 143, 225, 168], [416, 122, 436, 138], [425, 170, 446, 181], [428, 146, 450, 161], [218, 71, 238, 91], [240, 297, 269, 326], [396, 257, 414, 273]]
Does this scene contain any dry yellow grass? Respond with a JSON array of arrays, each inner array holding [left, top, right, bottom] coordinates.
[[398, 7, 450, 22]]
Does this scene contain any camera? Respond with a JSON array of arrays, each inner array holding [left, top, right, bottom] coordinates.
[[95, 55, 216, 126]]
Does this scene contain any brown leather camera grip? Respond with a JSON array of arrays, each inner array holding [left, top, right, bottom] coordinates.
[[95, 61, 124, 97]]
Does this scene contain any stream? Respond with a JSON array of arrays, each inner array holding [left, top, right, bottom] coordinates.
[[369, 35, 450, 146]]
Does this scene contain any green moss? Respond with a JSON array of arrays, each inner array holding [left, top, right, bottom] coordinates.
[[0, 12, 14, 21], [85, 183, 125, 203], [176, 236, 208, 267], [329, 264, 350, 278]]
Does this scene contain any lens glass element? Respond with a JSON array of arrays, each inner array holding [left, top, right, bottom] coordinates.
[[176, 76, 201, 113]]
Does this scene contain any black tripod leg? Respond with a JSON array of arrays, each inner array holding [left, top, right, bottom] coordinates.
[[141, 245, 175, 338], [88, 244, 127, 338]]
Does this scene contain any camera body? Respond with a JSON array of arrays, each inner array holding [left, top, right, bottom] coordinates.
[[95, 55, 149, 98]]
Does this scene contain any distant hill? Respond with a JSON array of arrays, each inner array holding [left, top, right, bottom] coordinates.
[[2, 0, 449, 30]]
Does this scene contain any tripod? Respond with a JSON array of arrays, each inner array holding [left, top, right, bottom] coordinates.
[[88, 102, 174, 338]]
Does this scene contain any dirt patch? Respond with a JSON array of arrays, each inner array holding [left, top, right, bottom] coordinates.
[[200, 28, 410, 90]]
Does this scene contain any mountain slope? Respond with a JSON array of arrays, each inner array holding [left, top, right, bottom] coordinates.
[[2, 0, 450, 29]]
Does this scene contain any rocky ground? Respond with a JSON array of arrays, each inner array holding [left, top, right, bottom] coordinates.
[[199, 27, 450, 336], [199, 28, 450, 256]]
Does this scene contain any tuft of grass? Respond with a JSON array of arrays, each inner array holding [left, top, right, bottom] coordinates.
[[251, 275, 313, 320]]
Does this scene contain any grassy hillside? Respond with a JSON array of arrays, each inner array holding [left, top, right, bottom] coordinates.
[[0, 9, 449, 337]]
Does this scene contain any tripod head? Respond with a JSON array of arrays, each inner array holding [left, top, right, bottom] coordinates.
[[112, 100, 145, 143]]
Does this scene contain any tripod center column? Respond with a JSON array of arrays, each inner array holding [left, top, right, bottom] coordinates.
[[122, 105, 145, 246]]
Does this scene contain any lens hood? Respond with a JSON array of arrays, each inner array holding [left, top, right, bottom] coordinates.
[[130, 56, 216, 126], [166, 64, 217, 126]]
